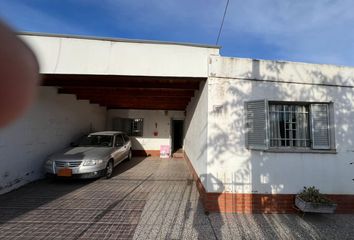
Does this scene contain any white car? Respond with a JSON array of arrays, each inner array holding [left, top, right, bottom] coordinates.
[[44, 131, 132, 179]]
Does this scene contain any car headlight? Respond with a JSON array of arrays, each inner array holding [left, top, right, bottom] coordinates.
[[46, 159, 54, 165], [83, 159, 103, 166]]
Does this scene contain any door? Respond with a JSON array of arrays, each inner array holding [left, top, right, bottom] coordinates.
[[122, 134, 131, 158], [171, 120, 184, 153], [112, 134, 125, 165]]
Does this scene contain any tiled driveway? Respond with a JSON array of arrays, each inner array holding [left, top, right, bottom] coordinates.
[[0, 157, 210, 239], [1, 157, 354, 239]]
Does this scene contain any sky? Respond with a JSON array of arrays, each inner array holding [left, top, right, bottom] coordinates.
[[0, 0, 353, 66]]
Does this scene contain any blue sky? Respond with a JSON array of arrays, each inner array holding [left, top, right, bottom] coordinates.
[[0, 0, 353, 66]]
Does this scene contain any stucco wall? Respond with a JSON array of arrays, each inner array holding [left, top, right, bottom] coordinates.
[[184, 82, 208, 183], [107, 109, 184, 151], [20, 34, 219, 77], [206, 56, 354, 195], [0, 87, 106, 194]]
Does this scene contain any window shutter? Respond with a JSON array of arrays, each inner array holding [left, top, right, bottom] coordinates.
[[310, 104, 330, 149], [245, 100, 269, 150]]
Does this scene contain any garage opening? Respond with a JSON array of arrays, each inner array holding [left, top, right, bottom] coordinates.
[[42, 74, 205, 157]]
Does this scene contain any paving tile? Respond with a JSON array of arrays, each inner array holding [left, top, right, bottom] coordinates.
[[2, 157, 354, 239]]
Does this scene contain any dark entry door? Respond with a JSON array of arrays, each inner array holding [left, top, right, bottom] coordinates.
[[172, 120, 184, 153]]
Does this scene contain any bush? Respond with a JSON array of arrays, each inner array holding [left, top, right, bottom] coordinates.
[[298, 186, 333, 204]]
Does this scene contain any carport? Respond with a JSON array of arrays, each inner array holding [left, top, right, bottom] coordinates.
[[0, 33, 219, 195], [41, 74, 205, 157], [0, 33, 219, 238], [42, 74, 204, 156]]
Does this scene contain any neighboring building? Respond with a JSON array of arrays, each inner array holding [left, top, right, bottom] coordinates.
[[1, 33, 354, 213]]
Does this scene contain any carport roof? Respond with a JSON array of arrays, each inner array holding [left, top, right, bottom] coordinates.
[[42, 74, 205, 111], [20, 32, 221, 49]]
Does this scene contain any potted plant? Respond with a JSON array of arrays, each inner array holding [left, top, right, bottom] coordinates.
[[295, 186, 337, 213]]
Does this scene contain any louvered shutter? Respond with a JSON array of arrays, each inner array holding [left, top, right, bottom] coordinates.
[[310, 104, 330, 149], [245, 100, 269, 150]]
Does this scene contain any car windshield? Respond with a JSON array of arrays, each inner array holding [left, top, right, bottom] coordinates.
[[78, 135, 113, 147]]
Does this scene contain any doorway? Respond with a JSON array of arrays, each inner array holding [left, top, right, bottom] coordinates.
[[171, 120, 184, 153]]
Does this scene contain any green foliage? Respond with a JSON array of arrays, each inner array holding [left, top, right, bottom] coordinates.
[[298, 186, 333, 204]]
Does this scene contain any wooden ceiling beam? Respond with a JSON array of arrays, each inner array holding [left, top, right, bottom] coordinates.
[[91, 99, 188, 107], [105, 104, 187, 111], [98, 101, 187, 109], [42, 74, 203, 90], [77, 95, 190, 103], [107, 107, 186, 110], [58, 87, 195, 98], [88, 99, 190, 107], [100, 102, 187, 108]]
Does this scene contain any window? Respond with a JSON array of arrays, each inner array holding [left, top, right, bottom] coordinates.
[[78, 135, 113, 147], [245, 100, 335, 151], [112, 118, 144, 137], [132, 119, 144, 136], [115, 135, 124, 147], [269, 104, 310, 148]]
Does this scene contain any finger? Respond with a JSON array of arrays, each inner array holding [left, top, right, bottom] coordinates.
[[0, 20, 40, 127]]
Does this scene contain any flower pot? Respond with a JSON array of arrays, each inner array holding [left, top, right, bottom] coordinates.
[[295, 195, 337, 213]]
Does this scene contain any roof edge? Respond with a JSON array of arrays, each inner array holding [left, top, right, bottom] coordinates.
[[18, 31, 222, 49], [218, 55, 354, 69]]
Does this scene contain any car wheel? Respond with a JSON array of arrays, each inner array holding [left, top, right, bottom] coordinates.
[[105, 160, 113, 179], [128, 149, 132, 161]]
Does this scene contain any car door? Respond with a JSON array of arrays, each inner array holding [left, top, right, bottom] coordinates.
[[122, 134, 131, 158], [112, 134, 125, 166]]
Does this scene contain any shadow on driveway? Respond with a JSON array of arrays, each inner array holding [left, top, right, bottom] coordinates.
[[2, 157, 351, 239], [0, 157, 152, 239]]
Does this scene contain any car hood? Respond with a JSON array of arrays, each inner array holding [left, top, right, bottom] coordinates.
[[49, 147, 113, 161]]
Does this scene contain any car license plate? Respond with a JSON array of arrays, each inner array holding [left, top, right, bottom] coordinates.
[[58, 168, 72, 177]]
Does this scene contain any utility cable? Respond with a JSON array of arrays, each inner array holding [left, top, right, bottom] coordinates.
[[216, 0, 230, 45]]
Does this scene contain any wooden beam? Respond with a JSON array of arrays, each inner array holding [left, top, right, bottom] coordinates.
[[58, 87, 195, 98], [105, 104, 187, 110], [77, 95, 190, 104], [91, 99, 188, 110], [107, 107, 186, 110], [42, 74, 203, 90], [101, 101, 187, 109]]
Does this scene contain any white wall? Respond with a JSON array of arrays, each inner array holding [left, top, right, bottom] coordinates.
[[210, 56, 354, 86], [206, 56, 354, 195], [20, 34, 219, 77], [0, 87, 106, 194], [184, 82, 209, 185], [107, 109, 184, 151]]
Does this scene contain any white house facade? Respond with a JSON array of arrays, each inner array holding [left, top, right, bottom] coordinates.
[[1, 33, 354, 213]]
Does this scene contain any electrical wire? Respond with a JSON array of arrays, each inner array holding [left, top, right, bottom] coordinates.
[[216, 0, 230, 45]]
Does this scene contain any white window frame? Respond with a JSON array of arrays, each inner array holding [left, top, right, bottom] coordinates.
[[245, 100, 335, 152]]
